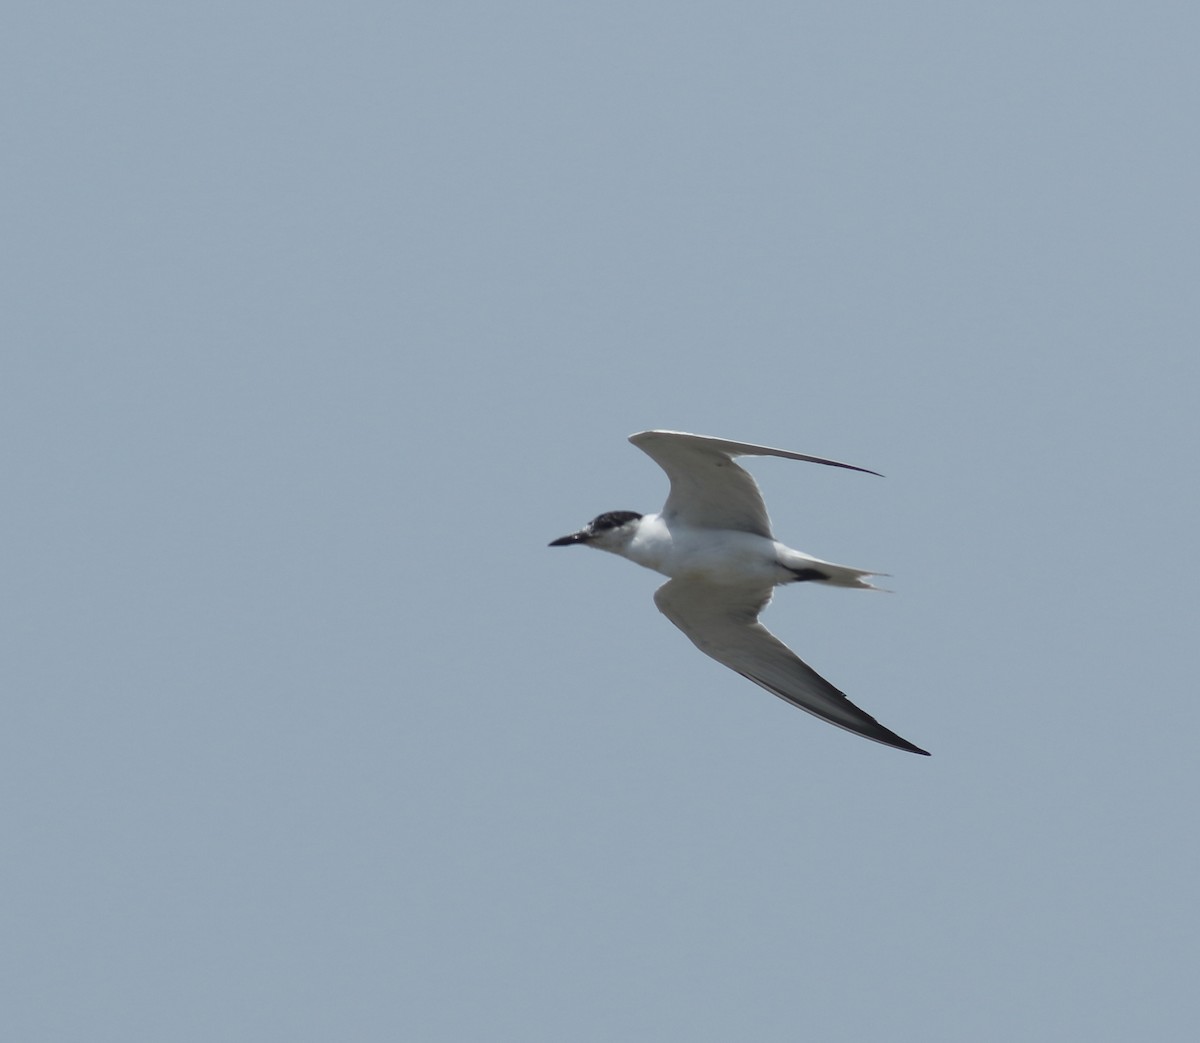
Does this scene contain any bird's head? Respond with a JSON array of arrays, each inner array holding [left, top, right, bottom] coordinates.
[[549, 510, 643, 551]]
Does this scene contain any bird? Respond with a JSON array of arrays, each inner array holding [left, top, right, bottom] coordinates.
[[549, 430, 929, 756]]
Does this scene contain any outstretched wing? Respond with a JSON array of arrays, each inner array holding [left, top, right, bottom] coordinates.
[[629, 430, 880, 538], [653, 578, 928, 755]]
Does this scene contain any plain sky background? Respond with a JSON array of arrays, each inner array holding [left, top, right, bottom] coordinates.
[[4, 2, 1198, 1040]]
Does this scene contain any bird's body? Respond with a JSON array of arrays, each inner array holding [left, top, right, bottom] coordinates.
[[620, 514, 873, 588], [614, 515, 864, 590], [624, 516, 777, 584], [550, 430, 929, 756]]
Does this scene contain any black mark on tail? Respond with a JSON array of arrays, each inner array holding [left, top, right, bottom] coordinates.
[[787, 567, 831, 583]]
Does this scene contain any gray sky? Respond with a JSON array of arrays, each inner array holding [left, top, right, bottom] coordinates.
[[4, 2, 1198, 1040]]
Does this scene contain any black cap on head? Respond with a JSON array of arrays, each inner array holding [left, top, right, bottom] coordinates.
[[589, 511, 642, 532]]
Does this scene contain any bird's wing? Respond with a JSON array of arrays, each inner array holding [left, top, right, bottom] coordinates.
[[629, 430, 880, 537], [653, 578, 929, 755]]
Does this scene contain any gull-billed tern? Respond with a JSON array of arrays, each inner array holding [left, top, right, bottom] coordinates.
[[550, 430, 929, 756]]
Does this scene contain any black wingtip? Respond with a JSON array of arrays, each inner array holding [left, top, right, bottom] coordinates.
[[875, 731, 930, 756], [891, 737, 931, 756], [846, 463, 885, 479]]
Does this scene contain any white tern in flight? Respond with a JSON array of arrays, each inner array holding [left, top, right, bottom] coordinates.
[[550, 430, 929, 755]]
